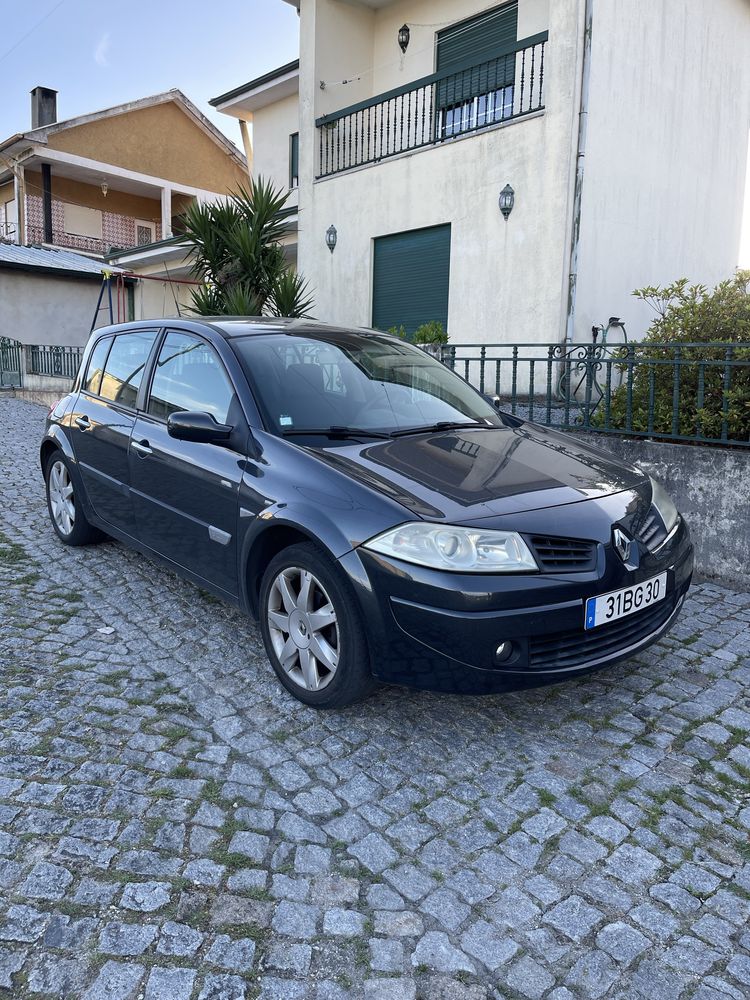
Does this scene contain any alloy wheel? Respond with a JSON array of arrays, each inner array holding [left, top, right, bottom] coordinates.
[[267, 566, 340, 691], [48, 460, 75, 536]]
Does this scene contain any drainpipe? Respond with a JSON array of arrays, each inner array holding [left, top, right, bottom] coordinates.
[[564, 0, 593, 343]]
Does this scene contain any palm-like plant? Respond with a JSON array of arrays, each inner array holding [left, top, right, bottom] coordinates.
[[180, 177, 314, 318]]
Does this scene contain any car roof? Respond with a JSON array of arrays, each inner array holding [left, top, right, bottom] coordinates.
[[90, 316, 395, 342]]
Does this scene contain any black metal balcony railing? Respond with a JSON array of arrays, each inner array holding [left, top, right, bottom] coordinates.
[[315, 32, 547, 178], [28, 345, 84, 380]]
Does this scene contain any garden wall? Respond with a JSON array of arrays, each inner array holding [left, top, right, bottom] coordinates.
[[579, 433, 750, 590]]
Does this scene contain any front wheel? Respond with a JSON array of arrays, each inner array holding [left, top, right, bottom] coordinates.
[[45, 451, 103, 546], [259, 542, 375, 708]]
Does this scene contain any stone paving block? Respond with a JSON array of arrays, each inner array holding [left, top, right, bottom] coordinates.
[[565, 950, 619, 998], [157, 921, 204, 957], [144, 966, 197, 1000], [120, 880, 172, 912], [99, 921, 159, 956], [544, 895, 605, 942], [82, 960, 144, 1000], [506, 954, 555, 999], [205, 935, 257, 973], [411, 931, 475, 973], [197, 973, 247, 1000]]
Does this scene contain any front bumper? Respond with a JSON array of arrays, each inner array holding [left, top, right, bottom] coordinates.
[[340, 516, 693, 695]]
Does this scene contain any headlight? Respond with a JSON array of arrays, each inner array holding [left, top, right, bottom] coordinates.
[[650, 477, 679, 533], [363, 522, 538, 572]]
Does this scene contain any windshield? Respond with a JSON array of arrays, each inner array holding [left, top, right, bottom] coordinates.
[[232, 331, 500, 437]]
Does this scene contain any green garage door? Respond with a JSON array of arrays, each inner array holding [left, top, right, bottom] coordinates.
[[372, 224, 451, 338]]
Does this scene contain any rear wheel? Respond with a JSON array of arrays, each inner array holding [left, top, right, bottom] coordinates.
[[259, 542, 375, 707], [45, 451, 103, 546]]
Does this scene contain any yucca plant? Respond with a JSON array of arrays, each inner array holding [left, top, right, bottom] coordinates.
[[181, 176, 314, 318]]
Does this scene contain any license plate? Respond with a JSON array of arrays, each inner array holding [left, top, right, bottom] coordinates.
[[584, 572, 667, 630]]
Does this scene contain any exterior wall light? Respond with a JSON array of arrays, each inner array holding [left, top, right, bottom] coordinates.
[[101, 180, 109, 198], [398, 24, 410, 53], [499, 184, 514, 220], [326, 224, 337, 253]]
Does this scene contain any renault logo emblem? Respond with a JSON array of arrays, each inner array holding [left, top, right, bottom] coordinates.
[[613, 527, 632, 563]]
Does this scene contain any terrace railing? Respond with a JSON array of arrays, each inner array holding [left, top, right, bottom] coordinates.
[[315, 32, 547, 178], [27, 345, 84, 380], [436, 342, 750, 448]]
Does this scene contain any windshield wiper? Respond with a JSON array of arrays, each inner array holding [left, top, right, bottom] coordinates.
[[390, 421, 494, 437], [281, 426, 393, 440]]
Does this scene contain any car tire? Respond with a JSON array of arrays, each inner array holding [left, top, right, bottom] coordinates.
[[45, 450, 104, 547], [259, 541, 375, 708]]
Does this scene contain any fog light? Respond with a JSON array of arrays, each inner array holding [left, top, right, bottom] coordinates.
[[494, 641, 513, 663]]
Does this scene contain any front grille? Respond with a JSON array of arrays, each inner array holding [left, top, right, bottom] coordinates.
[[528, 591, 678, 670], [636, 506, 669, 551], [528, 535, 597, 573]]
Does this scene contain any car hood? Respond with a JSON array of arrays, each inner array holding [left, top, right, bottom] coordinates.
[[313, 422, 648, 522]]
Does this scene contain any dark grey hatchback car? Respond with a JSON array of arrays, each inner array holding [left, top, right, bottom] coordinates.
[[41, 318, 693, 707]]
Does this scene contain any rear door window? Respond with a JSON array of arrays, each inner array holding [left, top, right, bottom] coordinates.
[[99, 331, 158, 408], [147, 331, 235, 422], [83, 336, 112, 396]]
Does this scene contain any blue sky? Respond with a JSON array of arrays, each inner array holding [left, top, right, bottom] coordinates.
[[0, 0, 300, 149]]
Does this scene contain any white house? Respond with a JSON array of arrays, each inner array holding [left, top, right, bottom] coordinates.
[[213, 0, 750, 345]]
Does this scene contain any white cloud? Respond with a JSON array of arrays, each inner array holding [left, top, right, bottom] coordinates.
[[94, 32, 110, 67]]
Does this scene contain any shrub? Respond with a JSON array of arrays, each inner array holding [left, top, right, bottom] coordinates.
[[595, 272, 750, 442], [414, 320, 449, 345]]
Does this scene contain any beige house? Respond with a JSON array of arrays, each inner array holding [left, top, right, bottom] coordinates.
[[213, 0, 750, 345], [0, 87, 248, 337], [0, 87, 247, 253]]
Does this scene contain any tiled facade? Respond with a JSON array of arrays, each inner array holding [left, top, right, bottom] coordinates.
[[25, 194, 162, 255]]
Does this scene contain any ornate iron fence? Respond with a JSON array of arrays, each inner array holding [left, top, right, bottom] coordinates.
[[0, 337, 23, 388], [27, 345, 84, 380], [315, 32, 547, 178], [436, 342, 750, 448]]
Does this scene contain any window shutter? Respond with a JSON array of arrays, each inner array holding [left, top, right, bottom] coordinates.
[[436, 2, 518, 109], [372, 224, 451, 338]]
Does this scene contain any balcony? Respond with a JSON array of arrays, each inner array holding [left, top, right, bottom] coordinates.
[[315, 32, 547, 179]]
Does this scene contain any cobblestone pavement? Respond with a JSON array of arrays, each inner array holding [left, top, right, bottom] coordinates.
[[2, 396, 750, 1000]]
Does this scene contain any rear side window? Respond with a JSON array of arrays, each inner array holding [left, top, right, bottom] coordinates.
[[148, 331, 234, 422], [83, 337, 112, 395], [99, 331, 157, 408]]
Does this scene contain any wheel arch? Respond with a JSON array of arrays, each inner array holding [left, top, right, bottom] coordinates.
[[40, 427, 75, 472], [242, 522, 329, 619]]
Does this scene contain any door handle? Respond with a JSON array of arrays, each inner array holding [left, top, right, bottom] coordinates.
[[131, 439, 152, 457], [74, 416, 91, 430]]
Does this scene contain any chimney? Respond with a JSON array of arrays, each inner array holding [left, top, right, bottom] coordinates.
[[31, 87, 58, 129]]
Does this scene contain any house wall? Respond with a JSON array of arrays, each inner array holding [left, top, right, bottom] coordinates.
[[253, 93, 300, 208], [45, 102, 248, 192], [127, 262, 195, 322], [575, 0, 750, 343], [0, 270, 111, 346], [299, 0, 581, 343]]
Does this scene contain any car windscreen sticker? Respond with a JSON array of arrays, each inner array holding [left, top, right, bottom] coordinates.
[[279, 415, 293, 426]]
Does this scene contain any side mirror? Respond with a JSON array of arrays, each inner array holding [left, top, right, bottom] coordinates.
[[167, 411, 233, 444]]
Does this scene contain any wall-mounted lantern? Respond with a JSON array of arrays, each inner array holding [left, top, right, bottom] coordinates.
[[100, 179, 109, 198], [499, 183, 515, 220], [398, 24, 410, 54], [325, 224, 337, 253]]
